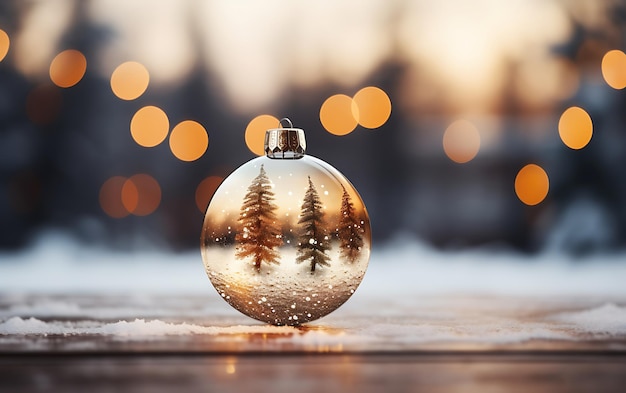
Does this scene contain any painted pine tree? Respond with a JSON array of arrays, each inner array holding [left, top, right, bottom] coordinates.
[[296, 176, 331, 273], [235, 165, 282, 272], [338, 185, 364, 262]]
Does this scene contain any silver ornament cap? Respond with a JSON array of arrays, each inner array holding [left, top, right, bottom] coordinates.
[[264, 118, 306, 159]]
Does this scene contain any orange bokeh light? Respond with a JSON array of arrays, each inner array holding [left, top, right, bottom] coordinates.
[[99, 176, 130, 218], [558, 106, 592, 150], [169, 120, 209, 161], [123, 174, 161, 216], [121, 179, 139, 213], [100, 175, 161, 218], [130, 106, 170, 148], [245, 114, 279, 156], [0, 29, 9, 62], [601, 50, 626, 90], [515, 164, 549, 206], [196, 176, 224, 213], [352, 86, 391, 129], [320, 94, 359, 136], [49, 49, 87, 88], [110, 61, 149, 100], [442, 119, 481, 163]]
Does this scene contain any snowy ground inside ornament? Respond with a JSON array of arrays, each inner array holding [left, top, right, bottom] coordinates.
[[205, 246, 368, 325]]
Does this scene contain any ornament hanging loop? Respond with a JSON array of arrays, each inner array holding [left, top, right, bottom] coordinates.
[[265, 117, 306, 159], [279, 117, 293, 128]]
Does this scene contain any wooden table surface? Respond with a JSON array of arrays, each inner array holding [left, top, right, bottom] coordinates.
[[1, 293, 626, 392]]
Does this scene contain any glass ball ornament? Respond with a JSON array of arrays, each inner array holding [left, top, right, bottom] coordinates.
[[201, 119, 371, 326]]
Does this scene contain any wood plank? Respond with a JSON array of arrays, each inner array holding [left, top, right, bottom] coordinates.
[[2, 355, 626, 393]]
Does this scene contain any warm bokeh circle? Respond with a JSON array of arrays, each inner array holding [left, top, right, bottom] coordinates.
[[515, 164, 549, 206], [49, 49, 87, 88], [123, 174, 161, 216], [110, 61, 150, 100], [195, 176, 224, 213], [130, 106, 170, 148], [0, 29, 10, 62], [99, 176, 130, 218], [245, 115, 279, 156], [601, 50, 626, 90], [442, 119, 481, 163], [100, 175, 161, 218], [558, 106, 592, 150], [169, 120, 209, 161], [352, 86, 391, 129], [320, 94, 359, 136]]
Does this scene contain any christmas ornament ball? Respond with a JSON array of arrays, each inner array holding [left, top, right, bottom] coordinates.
[[201, 120, 371, 325]]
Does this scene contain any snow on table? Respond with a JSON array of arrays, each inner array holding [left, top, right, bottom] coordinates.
[[1, 233, 626, 352], [1, 293, 626, 353]]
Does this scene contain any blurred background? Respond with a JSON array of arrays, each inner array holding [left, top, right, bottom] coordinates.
[[1, 0, 626, 255]]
